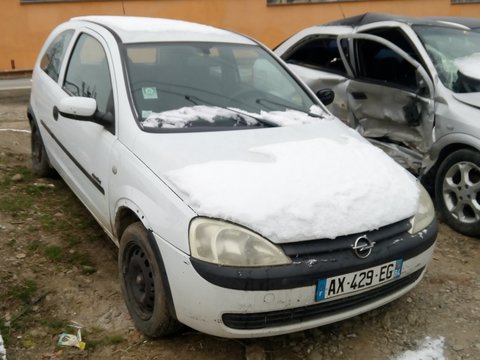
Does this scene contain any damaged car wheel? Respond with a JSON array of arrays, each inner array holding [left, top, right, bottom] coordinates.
[[119, 222, 181, 337], [435, 149, 480, 236]]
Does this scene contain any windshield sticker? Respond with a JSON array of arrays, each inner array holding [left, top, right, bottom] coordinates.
[[142, 87, 158, 100], [141, 110, 153, 119]]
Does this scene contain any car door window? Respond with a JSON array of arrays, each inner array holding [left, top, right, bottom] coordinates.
[[282, 36, 347, 76], [63, 33, 114, 118], [356, 38, 418, 91], [362, 28, 421, 63], [40, 30, 74, 82]]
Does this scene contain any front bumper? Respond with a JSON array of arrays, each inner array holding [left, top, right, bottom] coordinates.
[[156, 219, 437, 338]]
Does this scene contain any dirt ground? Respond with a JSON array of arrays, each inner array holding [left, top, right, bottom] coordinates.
[[0, 90, 479, 360]]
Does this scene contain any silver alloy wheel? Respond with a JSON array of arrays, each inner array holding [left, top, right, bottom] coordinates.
[[442, 161, 480, 224]]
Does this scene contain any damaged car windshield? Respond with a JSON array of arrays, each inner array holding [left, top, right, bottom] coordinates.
[[125, 42, 320, 131], [414, 25, 480, 93]]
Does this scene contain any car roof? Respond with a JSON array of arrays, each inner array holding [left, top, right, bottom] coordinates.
[[426, 16, 480, 30], [326, 12, 477, 30], [71, 16, 256, 45]]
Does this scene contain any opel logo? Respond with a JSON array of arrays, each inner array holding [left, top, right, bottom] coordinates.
[[352, 235, 376, 259]]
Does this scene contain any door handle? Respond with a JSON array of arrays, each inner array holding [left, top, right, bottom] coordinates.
[[53, 106, 59, 121]]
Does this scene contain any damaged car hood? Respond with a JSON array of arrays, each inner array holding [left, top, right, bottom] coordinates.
[[452, 92, 480, 109], [134, 120, 419, 243]]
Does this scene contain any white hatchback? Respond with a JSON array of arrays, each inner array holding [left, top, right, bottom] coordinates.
[[29, 16, 437, 338]]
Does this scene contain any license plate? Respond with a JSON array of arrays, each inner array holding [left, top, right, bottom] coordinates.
[[315, 259, 403, 301]]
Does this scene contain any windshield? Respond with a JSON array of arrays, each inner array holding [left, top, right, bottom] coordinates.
[[414, 25, 480, 93], [125, 42, 322, 131]]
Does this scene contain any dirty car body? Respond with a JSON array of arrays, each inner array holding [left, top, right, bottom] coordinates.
[[29, 16, 437, 338], [275, 13, 480, 237]]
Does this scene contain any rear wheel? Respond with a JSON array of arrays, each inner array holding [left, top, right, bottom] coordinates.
[[119, 222, 181, 337], [435, 149, 480, 236], [30, 120, 55, 177]]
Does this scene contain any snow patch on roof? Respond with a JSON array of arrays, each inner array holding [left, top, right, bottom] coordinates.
[[166, 136, 418, 243]]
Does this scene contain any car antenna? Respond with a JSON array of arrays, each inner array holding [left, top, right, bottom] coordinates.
[[338, 4, 346, 19]]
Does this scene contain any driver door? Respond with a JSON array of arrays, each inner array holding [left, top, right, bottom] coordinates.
[[338, 33, 435, 174], [52, 30, 117, 230]]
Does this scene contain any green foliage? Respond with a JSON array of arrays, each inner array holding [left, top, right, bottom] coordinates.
[[0, 318, 10, 346], [86, 335, 126, 349], [8, 279, 37, 304], [0, 164, 111, 351], [44, 244, 63, 262], [43, 318, 69, 331]]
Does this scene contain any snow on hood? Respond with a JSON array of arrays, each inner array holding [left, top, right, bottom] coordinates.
[[142, 105, 332, 128], [452, 92, 480, 109], [165, 133, 419, 243], [455, 52, 480, 80]]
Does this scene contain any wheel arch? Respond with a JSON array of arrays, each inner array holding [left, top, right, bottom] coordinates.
[[116, 207, 181, 330], [423, 141, 480, 195], [27, 104, 36, 126], [432, 146, 480, 236], [114, 201, 150, 244]]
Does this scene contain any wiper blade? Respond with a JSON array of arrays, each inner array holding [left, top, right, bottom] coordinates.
[[256, 98, 327, 119], [226, 107, 279, 127], [134, 86, 277, 127], [185, 95, 278, 127]]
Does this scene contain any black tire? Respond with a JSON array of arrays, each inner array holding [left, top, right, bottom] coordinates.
[[30, 119, 55, 177], [435, 149, 480, 237], [119, 222, 181, 337]]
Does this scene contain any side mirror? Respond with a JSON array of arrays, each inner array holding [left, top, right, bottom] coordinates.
[[58, 97, 97, 120], [316, 88, 335, 106], [57, 97, 113, 127]]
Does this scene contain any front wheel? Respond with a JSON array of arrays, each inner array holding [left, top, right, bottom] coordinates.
[[119, 222, 181, 337], [435, 149, 480, 236]]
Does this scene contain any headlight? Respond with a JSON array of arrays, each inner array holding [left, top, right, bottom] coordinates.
[[409, 184, 435, 234], [189, 218, 291, 267]]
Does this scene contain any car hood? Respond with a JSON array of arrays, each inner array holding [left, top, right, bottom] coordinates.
[[133, 120, 419, 243], [453, 92, 480, 109]]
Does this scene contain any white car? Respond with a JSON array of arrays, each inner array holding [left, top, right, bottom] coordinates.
[[29, 16, 437, 338]]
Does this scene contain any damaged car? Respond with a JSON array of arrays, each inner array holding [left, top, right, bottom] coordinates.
[[275, 13, 480, 236], [29, 16, 437, 338]]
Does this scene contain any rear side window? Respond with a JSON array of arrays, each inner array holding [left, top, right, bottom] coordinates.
[[63, 33, 113, 116], [40, 30, 74, 82], [282, 36, 347, 75]]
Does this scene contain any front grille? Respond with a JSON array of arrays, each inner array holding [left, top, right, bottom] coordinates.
[[281, 219, 411, 258], [222, 267, 424, 330]]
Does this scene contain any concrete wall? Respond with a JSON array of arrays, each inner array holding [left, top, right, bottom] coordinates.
[[2, 0, 480, 72]]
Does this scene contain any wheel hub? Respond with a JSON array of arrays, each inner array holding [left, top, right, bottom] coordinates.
[[442, 161, 480, 224], [125, 246, 155, 319]]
